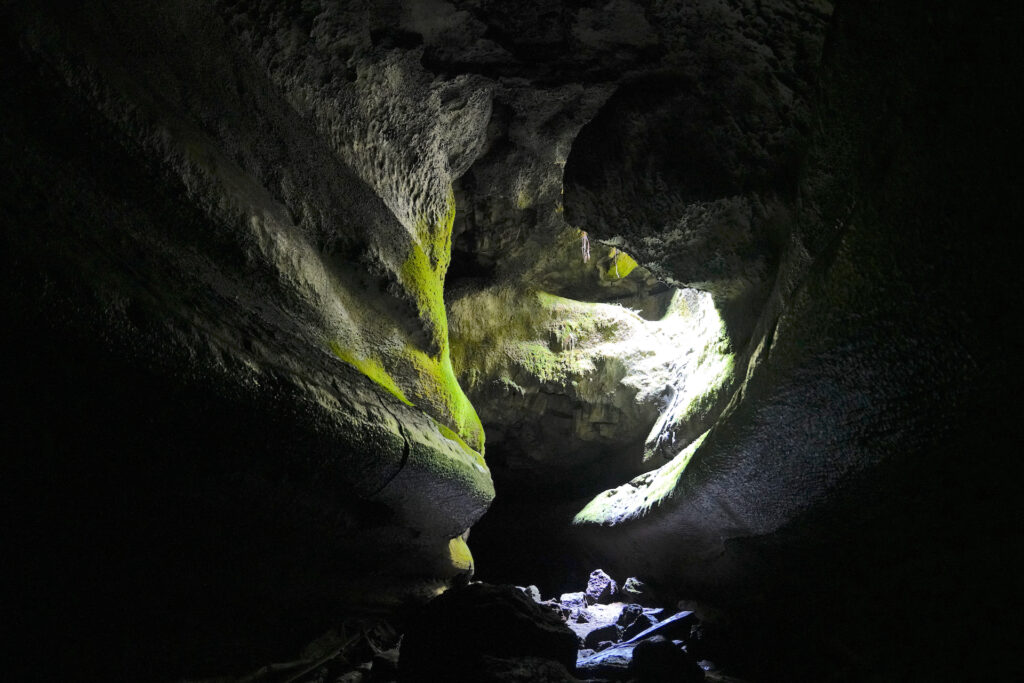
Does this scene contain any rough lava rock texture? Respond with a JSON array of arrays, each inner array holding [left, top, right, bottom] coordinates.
[[3, 0, 1024, 681], [585, 569, 619, 605], [568, 1, 1024, 680], [2, 0, 495, 679]]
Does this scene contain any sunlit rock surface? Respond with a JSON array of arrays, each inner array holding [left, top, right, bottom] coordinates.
[[566, 2, 1024, 680]]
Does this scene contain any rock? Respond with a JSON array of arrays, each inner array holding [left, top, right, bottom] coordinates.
[[621, 613, 660, 641], [616, 604, 645, 628], [518, 585, 543, 602], [624, 610, 696, 644], [336, 671, 365, 683], [400, 583, 578, 682], [620, 577, 655, 606], [584, 624, 622, 650], [540, 598, 571, 620], [577, 609, 699, 678], [560, 591, 589, 612], [576, 643, 636, 680], [585, 570, 619, 605], [575, 610, 592, 623], [595, 641, 616, 652], [630, 635, 704, 682]]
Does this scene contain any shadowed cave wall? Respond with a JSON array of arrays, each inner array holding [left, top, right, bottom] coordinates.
[[3, 0, 1023, 681]]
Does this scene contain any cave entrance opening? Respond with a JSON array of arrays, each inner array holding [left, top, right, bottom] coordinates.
[[449, 261, 737, 596]]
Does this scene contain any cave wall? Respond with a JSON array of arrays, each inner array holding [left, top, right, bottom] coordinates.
[[2, 1, 495, 678], [567, 1, 1024, 679]]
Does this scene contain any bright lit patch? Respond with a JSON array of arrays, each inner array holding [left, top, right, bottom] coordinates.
[[637, 289, 734, 462], [572, 430, 710, 526]]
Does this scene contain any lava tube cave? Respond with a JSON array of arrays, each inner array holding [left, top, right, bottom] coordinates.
[[3, 1, 1023, 681]]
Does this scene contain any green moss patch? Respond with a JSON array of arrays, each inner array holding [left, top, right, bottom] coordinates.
[[605, 248, 638, 280], [329, 340, 411, 405]]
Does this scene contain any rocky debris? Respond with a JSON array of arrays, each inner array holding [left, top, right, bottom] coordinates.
[[621, 613, 659, 641], [616, 604, 645, 628], [235, 574, 736, 683], [585, 569, 619, 605], [400, 583, 578, 682], [583, 624, 621, 650], [575, 610, 699, 680], [559, 591, 589, 616], [513, 571, 736, 681]]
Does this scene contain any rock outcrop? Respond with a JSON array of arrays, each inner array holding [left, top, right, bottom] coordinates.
[[2, 1, 495, 678]]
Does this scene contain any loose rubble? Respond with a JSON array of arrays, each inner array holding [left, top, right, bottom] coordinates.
[[227, 570, 743, 683]]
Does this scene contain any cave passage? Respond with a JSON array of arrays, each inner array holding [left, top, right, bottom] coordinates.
[[4, 1, 1022, 681], [461, 274, 739, 596]]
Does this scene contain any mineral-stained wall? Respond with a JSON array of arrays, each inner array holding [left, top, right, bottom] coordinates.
[[3, 0, 1022, 681]]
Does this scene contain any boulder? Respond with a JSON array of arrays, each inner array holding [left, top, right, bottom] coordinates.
[[623, 610, 696, 644], [583, 624, 622, 650], [560, 591, 589, 612], [585, 570, 619, 605], [576, 643, 635, 680], [620, 577, 656, 606], [400, 583, 578, 682], [621, 613, 660, 641], [616, 604, 645, 628], [630, 635, 704, 682], [518, 585, 544, 603]]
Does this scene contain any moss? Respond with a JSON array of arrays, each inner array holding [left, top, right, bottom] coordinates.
[[509, 340, 572, 383], [391, 188, 487, 452], [434, 420, 487, 469], [605, 248, 638, 280], [329, 340, 412, 405], [450, 288, 637, 391], [400, 188, 457, 347], [406, 345, 486, 454], [325, 188, 486, 458], [447, 536, 474, 574], [573, 430, 710, 526]]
